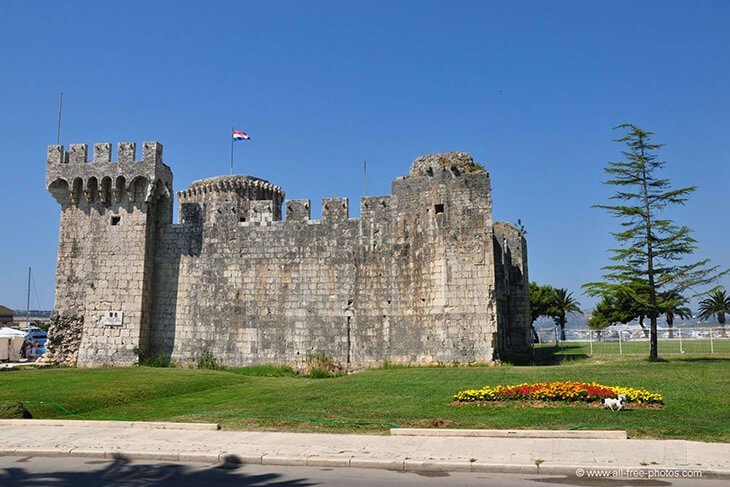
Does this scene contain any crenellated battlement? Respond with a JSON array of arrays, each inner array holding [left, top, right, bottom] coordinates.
[[285, 199, 311, 221], [47, 141, 165, 165], [360, 196, 391, 220], [322, 197, 349, 223], [179, 195, 377, 228], [46, 141, 172, 207]]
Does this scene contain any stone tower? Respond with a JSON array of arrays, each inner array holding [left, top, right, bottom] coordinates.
[[177, 175, 285, 226], [45, 141, 173, 366]]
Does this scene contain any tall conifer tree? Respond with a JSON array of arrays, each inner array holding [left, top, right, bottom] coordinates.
[[584, 124, 726, 360]]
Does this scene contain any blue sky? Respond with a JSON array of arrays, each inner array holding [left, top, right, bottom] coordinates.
[[1, 1, 728, 311]]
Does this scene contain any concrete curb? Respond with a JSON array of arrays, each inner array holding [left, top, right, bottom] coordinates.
[[1, 448, 728, 478], [391, 428, 628, 439], [0, 419, 219, 431]]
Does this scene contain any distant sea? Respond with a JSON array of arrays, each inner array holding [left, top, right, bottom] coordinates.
[[532, 312, 698, 332], [12, 309, 51, 319]]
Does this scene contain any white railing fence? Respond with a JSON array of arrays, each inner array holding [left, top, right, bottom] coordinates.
[[535, 326, 729, 355]]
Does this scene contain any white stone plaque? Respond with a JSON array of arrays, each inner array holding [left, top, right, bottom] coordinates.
[[102, 311, 124, 326]]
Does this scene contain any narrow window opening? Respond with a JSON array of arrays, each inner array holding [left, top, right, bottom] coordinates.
[[111, 216, 121, 226], [434, 204, 444, 214]]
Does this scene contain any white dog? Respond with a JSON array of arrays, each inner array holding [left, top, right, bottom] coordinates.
[[603, 394, 627, 411]]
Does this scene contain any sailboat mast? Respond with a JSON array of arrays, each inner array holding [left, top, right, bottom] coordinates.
[[26, 267, 31, 328]]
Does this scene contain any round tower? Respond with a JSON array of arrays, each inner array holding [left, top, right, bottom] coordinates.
[[177, 175, 285, 225]]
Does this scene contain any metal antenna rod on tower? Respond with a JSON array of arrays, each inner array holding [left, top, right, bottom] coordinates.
[[56, 91, 63, 145]]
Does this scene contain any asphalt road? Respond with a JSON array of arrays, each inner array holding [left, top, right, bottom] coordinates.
[[0, 456, 727, 486]]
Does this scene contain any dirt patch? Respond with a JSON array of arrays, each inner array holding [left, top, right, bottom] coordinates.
[[408, 418, 457, 428]]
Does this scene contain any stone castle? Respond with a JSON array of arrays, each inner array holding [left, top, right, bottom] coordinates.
[[44, 142, 530, 368]]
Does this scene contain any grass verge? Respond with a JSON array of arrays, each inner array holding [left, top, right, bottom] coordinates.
[[0, 355, 727, 442]]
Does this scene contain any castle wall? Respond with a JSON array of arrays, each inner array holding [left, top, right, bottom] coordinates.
[[149, 169, 499, 367], [47, 145, 530, 368], [493, 221, 531, 356]]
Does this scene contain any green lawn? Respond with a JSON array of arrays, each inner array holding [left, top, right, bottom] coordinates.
[[1, 354, 728, 442]]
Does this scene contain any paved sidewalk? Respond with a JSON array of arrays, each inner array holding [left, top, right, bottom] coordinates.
[[1, 421, 728, 477]]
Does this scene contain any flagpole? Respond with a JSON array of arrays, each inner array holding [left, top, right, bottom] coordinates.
[[363, 160, 367, 197], [230, 127, 234, 175], [56, 91, 63, 145]]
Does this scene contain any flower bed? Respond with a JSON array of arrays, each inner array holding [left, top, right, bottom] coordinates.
[[453, 381, 663, 405]]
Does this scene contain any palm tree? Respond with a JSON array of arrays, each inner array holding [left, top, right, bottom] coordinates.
[[698, 289, 730, 337], [660, 291, 692, 339], [553, 288, 582, 341]]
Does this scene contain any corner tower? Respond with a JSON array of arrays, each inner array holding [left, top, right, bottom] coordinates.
[[45, 141, 173, 366]]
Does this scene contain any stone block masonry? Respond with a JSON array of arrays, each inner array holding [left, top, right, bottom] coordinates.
[[45, 145, 530, 367]]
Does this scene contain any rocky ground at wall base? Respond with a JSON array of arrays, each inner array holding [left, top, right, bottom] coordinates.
[[0, 421, 728, 478]]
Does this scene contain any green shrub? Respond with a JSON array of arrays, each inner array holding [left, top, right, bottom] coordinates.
[[305, 353, 344, 378], [140, 353, 173, 368], [465, 161, 486, 173], [197, 350, 222, 370], [381, 360, 410, 369], [307, 368, 336, 379], [0, 402, 32, 419]]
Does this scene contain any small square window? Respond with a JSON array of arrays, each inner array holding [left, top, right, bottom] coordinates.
[[111, 216, 121, 226], [434, 204, 444, 214]]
